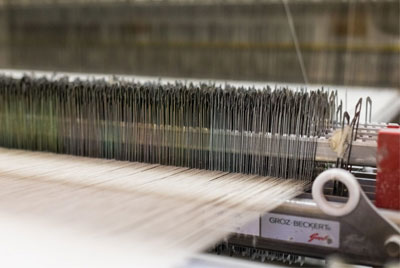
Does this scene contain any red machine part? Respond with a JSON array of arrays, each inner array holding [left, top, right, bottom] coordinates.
[[376, 126, 400, 210]]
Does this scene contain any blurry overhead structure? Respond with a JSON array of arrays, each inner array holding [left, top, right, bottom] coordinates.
[[0, 0, 398, 87]]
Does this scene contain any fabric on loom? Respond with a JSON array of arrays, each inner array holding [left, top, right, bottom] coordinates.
[[0, 148, 305, 267]]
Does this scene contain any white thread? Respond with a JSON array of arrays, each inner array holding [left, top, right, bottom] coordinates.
[[0, 148, 306, 267]]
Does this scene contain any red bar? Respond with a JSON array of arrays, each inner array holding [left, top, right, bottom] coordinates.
[[376, 126, 400, 210]]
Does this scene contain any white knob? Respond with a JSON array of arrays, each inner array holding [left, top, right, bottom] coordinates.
[[312, 169, 360, 217]]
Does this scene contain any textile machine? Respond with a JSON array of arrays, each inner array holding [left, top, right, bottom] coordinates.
[[0, 70, 398, 268]]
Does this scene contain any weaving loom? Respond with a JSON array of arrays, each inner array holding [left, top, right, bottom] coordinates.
[[0, 72, 398, 268]]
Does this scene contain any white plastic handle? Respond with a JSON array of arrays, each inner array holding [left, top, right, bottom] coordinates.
[[312, 168, 360, 217]]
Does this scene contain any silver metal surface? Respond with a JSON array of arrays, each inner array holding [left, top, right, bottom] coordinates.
[[315, 138, 377, 166], [227, 190, 400, 266], [338, 185, 400, 264], [179, 254, 283, 268], [273, 198, 400, 226]]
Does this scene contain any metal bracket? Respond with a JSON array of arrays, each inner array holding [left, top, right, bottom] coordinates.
[[313, 169, 400, 264], [227, 169, 399, 266]]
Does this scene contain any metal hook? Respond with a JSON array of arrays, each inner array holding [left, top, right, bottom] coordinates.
[[354, 98, 362, 119], [365, 97, 372, 126], [352, 98, 362, 141], [336, 100, 343, 125], [342, 111, 350, 130]]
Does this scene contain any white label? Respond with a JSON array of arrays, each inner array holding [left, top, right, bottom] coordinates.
[[261, 213, 340, 248], [235, 217, 259, 236], [229, 212, 260, 236]]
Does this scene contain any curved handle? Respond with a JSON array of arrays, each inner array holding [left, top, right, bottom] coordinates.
[[312, 169, 360, 217]]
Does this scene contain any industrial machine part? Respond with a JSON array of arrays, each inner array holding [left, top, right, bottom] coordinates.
[[222, 169, 400, 267], [0, 70, 398, 267], [376, 127, 400, 210]]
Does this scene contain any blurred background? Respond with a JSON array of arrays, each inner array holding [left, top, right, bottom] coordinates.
[[0, 0, 399, 120], [0, 0, 399, 86]]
